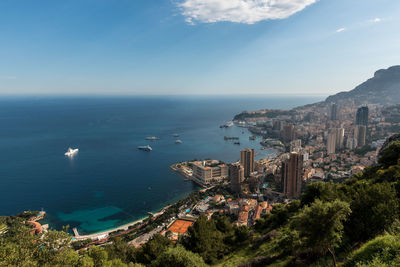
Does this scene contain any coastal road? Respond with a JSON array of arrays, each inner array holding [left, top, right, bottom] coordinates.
[[128, 225, 164, 247]]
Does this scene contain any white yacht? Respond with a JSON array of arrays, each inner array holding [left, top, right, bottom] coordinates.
[[175, 139, 182, 144], [172, 133, 179, 137], [145, 136, 160, 140], [138, 145, 152, 151], [65, 147, 79, 157]]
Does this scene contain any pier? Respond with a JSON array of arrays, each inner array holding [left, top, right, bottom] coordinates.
[[224, 136, 239, 140], [73, 227, 80, 237]]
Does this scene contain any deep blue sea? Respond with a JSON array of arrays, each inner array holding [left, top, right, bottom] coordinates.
[[0, 95, 323, 234]]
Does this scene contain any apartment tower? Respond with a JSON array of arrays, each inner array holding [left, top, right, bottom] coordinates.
[[281, 152, 303, 198], [282, 123, 295, 143], [240, 148, 255, 178], [356, 106, 369, 127], [330, 103, 338, 121], [354, 125, 367, 147], [229, 163, 244, 194], [327, 130, 336, 154]]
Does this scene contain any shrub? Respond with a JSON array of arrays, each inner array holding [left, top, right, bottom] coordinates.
[[345, 234, 400, 267]]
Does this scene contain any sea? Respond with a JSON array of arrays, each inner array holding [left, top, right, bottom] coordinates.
[[0, 95, 323, 234]]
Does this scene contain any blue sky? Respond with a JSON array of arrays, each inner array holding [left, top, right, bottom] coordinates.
[[0, 0, 399, 95]]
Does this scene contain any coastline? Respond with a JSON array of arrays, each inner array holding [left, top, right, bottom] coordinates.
[[44, 126, 275, 238], [72, 217, 145, 241], [0, 97, 322, 237], [72, 205, 170, 241]]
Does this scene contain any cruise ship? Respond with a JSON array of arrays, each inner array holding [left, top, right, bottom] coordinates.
[[65, 147, 79, 157], [138, 145, 152, 151], [145, 136, 160, 140]]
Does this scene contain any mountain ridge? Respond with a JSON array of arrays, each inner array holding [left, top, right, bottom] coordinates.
[[325, 65, 400, 106]]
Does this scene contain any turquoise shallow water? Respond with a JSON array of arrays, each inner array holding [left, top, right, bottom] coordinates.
[[58, 207, 122, 233], [0, 95, 323, 234]]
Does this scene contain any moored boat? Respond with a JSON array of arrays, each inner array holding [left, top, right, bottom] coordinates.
[[145, 136, 160, 140], [65, 147, 79, 157], [138, 145, 152, 151]]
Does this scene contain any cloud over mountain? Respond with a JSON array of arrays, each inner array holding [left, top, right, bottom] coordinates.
[[178, 0, 318, 24]]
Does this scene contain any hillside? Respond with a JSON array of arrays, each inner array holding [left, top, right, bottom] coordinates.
[[326, 65, 400, 106], [233, 66, 400, 122]]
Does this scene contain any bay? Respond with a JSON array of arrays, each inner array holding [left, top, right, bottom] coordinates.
[[0, 95, 323, 234]]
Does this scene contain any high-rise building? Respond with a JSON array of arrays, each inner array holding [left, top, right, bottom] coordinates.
[[335, 128, 344, 150], [281, 152, 303, 198], [330, 103, 338, 121], [302, 152, 309, 162], [356, 106, 369, 126], [282, 123, 295, 143], [229, 163, 244, 194], [354, 125, 366, 147], [290, 139, 302, 153], [346, 137, 357, 150], [327, 130, 336, 154], [273, 120, 283, 131], [240, 148, 255, 178]]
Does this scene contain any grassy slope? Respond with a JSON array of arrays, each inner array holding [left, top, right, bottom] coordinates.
[[215, 243, 291, 267]]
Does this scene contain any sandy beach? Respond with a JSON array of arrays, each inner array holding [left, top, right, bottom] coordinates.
[[72, 206, 169, 241]]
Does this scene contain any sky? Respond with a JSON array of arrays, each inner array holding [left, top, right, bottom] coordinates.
[[0, 0, 399, 96]]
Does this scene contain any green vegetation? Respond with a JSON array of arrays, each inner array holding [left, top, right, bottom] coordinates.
[[291, 200, 351, 266], [0, 223, 7, 232], [0, 137, 400, 266], [354, 145, 375, 156], [233, 109, 294, 121], [345, 233, 400, 267], [379, 140, 400, 167], [151, 246, 207, 267]]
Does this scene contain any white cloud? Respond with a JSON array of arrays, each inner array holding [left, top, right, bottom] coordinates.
[[177, 0, 318, 24], [335, 17, 383, 34], [336, 27, 346, 33]]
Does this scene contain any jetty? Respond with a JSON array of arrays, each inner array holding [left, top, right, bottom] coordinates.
[[73, 227, 80, 237], [170, 162, 193, 180], [224, 136, 239, 140], [30, 211, 46, 222]]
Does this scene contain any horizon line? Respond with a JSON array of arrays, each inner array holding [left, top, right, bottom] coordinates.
[[0, 93, 328, 98]]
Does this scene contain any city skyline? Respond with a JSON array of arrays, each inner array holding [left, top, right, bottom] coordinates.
[[1, 0, 400, 95]]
